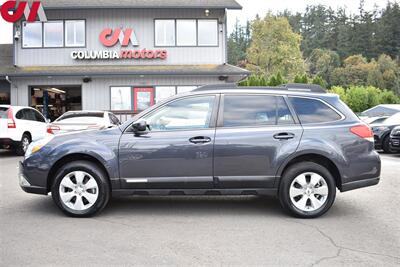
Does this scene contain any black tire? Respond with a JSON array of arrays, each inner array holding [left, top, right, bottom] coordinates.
[[279, 162, 336, 218], [51, 161, 110, 217], [15, 133, 31, 156], [382, 136, 394, 154]]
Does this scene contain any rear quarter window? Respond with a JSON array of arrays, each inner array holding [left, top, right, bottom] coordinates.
[[289, 97, 342, 124]]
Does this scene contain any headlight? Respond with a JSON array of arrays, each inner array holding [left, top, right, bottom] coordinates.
[[373, 126, 389, 133], [25, 135, 54, 159]]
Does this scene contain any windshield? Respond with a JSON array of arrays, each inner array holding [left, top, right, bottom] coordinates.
[[383, 113, 400, 125]]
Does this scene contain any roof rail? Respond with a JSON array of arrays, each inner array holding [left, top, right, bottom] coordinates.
[[281, 83, 326, 93], [194, 83, 238, 91], [193, 83, 326, 93]]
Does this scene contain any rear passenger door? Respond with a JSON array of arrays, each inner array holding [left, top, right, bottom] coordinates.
[[213, 94, 303, 189]]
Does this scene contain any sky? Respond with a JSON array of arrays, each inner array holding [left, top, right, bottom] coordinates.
[[0, 0, 391, 44]]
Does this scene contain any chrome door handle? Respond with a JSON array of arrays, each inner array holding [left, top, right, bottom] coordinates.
[[273, 132, 295, 140], [189, 136, 212, 144]]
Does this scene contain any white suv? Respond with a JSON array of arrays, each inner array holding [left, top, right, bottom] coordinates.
[[0, 105, 48, 155]]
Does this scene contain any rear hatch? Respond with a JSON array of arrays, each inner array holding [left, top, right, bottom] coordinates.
[[0, 106, 10, 138]]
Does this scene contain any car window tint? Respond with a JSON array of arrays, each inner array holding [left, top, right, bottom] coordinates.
[[144, 96, 215, 131], [21, 109, 35, 121], [57, 113, 104, 121], [33, 110, 45, 122], [15, 110, 24, 120], [289, 97, 341, 124], [108, 113, 120, 125], [223, 95, 293, 127], [56, 117, 105, 124]]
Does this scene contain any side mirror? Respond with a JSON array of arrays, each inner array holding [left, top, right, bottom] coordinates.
[[131, 120, 149, 133]]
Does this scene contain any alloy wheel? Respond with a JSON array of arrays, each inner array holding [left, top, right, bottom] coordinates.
[[22, 137, 30, 153], [59, 171, 99, 211], [289, 172, 329, 212]]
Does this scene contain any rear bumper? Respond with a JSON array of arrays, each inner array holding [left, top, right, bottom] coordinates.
[[341, 177, 380, 192], [18, 161, 47, 195]]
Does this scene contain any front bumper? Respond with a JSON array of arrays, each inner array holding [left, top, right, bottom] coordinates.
[[18, 161, 47, 195], [389, 136, 400, 151]]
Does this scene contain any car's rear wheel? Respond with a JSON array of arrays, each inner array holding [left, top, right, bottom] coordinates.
[[51, 161, 110, 217], [279, 162, 336, 218], [15, 133, 31, 156]]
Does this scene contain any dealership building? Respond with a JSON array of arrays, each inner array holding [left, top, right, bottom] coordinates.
[[0, 0, 249, 121]]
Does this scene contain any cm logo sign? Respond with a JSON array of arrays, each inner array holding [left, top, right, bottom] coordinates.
[[100, 28, 139, 47], [0, 1, 47, 23]]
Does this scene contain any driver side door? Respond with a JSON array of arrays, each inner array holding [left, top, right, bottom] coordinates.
[[118, 94, 219, 189]]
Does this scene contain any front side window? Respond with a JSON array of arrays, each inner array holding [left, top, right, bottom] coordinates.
[[176, 19, 196, 46], [289, 97, 342, 124], [44, 21, 63, 47], [144, 96, 215, 131], [155, 20, 175, 46], [111, 87, 132, 111], [65, 20, 85, 47], [198, 20, 218, 46], [222, 95, 294, 127], [22, 21, 42, 48]]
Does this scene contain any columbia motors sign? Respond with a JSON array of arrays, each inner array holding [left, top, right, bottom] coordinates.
[[71, 28, 168, 60], [0, 1, 47, 22]]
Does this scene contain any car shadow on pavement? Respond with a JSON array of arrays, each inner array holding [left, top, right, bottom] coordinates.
[[0, 150, 19, 158], [100, 195, 285, 217]]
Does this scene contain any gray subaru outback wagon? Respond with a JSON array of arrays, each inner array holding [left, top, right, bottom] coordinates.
[[19, 84, 381, 218]]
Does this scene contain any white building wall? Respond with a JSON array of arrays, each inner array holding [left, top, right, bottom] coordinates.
[[15, 8, 226, 66]]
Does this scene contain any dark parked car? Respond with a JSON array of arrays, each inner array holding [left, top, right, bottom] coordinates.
[[19, 84, 381, 218], [371, 113, 400, 153], [389, 126, 400, 153]]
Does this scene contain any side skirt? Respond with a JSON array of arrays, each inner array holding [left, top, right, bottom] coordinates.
[[112, 188, 278, 197]]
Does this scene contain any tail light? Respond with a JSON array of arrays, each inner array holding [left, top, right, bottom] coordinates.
[[47, 125, 60, 134], [7, 108, 16, 128], [350, 124, 374, 142]]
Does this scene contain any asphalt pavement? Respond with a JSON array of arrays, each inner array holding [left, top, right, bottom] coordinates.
[[0, 150, 399, 266]]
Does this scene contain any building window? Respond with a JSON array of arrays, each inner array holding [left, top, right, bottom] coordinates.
[[155, 20, 175, 46], [177, 86, 198, 93], [198, 20, 218, 46], [65, 20, 85, 47], [155, 19, 218, 47], [22, 21, 42, 48], [176, 19, 196, 46], [155, 86, 176, 103], [44, 21, 63, 47], [111, 87, 132, 110]]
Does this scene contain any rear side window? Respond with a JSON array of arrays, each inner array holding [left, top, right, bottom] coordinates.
[[0, 107, 8, 119], [289, 97, 342, 124], [33, 110, 45, 122], [222, 95, 294, 127]]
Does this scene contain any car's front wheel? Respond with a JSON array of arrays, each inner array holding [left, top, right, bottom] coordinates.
[[279, 162, 336, 218], [51, 161, 110, 217]]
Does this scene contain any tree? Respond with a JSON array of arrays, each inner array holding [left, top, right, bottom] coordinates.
[[331, 55, 375, 87], [246, 14, 305, 80], [227, 19, 251, 66], [307, 49, 341, 86]]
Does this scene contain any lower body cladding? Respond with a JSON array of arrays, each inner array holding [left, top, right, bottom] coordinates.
[[114, 176, 278, 197]]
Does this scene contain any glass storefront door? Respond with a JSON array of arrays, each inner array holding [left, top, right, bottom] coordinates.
[[133, 87, 155, 112]]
